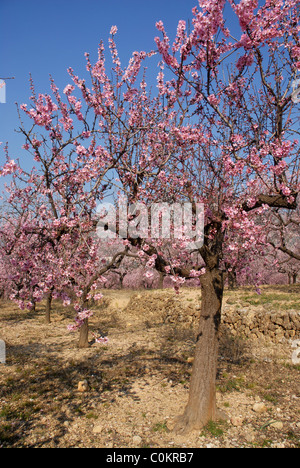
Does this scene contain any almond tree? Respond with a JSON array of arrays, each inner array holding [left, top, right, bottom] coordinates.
[[148, 0, 300, 432], [0, 29, 178, 347], [1, 0, 299, 431]]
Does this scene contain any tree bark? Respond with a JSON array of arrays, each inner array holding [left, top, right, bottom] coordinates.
[[78, 318, 89, 349], [175, 268, 225, 432], [228, 269, 237, 290], [158, 272, 165, 289], [293, 273, 298, 284], [45, 291, 53, 324]]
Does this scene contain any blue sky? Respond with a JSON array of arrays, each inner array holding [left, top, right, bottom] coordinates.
[[0, 0, 240, 192], [0, 0, 197, 150]]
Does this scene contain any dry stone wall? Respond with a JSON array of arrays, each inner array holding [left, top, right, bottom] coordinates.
[[222, 306, 300, 342], [123, 292, 300, 343]]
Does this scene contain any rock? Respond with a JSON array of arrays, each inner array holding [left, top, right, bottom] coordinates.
[[132, 435, 142, 446], [166, 419, 176, 431], [93, 425, 103, 434], [245, 431, 256, 443], [252, 402, 267, 413], [78, 380, 89, 393], [231, 416, 244, 427], [269, 421, 284, 430]]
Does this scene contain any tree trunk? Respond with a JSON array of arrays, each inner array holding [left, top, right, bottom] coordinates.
[[175, 268, 225, 433], [78, 318, 89, 348], [293, 273, 297, 284], [158, 272, 165, 290], [228, 269, 237, 290], [45, 291, 53, 324]]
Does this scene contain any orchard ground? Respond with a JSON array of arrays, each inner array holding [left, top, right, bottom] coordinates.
[[0, 285, 299, 448]]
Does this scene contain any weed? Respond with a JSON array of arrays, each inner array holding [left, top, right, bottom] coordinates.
[[201, 420, 227, 438], [152, 421, 169, 433]]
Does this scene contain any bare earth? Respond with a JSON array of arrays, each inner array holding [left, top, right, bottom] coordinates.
[[0, 286, 299, 448]]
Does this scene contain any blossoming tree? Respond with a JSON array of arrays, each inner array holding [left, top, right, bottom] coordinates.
[[1, 0, 299, 433], [149, 0, 299, 432]]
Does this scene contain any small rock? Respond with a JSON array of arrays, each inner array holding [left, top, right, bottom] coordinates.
[[245, 431, 255, 443], [78, 380, 89, 393], [231, 416, 244, 427], [252, 402, 267, 413], [269, 421, 283, 430], [93, 425, 103, 434], [132, 435, 142, 446], [166, 419, 176, 431]]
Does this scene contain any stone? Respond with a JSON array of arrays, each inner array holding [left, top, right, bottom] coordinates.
[[245, 431, 256, 443], [269, 421, 283, 430], [93, 425, 103, 434], [0, 340, 6, 364], [132, 435, 142, 446], [253, 402, 267, 414], [231, 416, 244, 427], [78, 380, 89, 393]]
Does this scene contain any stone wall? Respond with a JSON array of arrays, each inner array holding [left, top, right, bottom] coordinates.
[[222, 306, 300, 342], [125, 291, 300, 343]]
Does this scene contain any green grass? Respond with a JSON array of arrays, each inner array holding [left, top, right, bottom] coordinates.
[[241, 292, 299, 307], [201, 420, 228, 438], [151, 421, 169, 433], [217, 375, 245, 393]]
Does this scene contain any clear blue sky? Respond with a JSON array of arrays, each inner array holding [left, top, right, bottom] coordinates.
[[0, 0, 239, 187]]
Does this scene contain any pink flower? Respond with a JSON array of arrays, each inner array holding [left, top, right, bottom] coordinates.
[[110, 25, 118, 35], [95, 336, 109, 344], [63, 84, 75, 96], [280, 185, 291, 197], [156, 21, 165, 32], [145, 271, 154, 279], [76, 145, 87, 156]]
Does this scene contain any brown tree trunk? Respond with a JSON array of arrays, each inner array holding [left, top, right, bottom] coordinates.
[[175, 268, 225, 433], [228, 269, 237, 290], [78, 318, 89, 348], [158, 272, 165, 290], [45, 291, 53, 324], [293, 273, 297, 284]]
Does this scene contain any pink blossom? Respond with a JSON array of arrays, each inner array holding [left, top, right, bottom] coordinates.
[[110, 25, 118, 35], [63, 84, 75, 96], [144, 271, 154, 279]]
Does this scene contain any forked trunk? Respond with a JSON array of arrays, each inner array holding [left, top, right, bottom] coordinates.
[[175, 268, 224, 433]]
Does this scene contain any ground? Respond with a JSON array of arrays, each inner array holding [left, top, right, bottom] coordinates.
[[0, 286, 299, 448]]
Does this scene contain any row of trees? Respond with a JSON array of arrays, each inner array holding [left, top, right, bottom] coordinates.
[[0, 0, 299, 433]]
